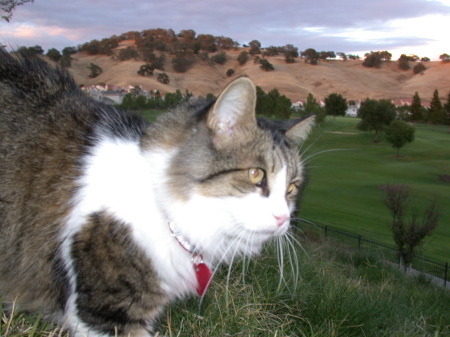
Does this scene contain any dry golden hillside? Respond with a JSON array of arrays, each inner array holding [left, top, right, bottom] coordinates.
[[66, 46, 450, 103]]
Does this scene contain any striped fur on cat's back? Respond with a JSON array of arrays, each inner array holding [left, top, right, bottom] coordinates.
[[0, 50, 314, 336]]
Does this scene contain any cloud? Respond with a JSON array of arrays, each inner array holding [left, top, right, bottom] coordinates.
[[0, 0, 449, 58]]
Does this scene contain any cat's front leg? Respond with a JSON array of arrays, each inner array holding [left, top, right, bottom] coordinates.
[[65, 211, 168, 337]]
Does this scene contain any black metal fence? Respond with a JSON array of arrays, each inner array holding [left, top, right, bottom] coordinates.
[[299, 221, 449, 288]]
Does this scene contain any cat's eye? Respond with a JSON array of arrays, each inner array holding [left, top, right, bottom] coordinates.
[[248, 168, 265, 186], [287, 183, 297, 195]]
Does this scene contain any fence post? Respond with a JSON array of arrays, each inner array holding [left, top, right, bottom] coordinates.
[[445, 262, 448, 288]]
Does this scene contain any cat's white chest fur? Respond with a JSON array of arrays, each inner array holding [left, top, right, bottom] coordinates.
[[65, 138, 197, 298]]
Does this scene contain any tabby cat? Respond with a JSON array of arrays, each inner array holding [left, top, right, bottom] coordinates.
[[0, 50, 314, 336]]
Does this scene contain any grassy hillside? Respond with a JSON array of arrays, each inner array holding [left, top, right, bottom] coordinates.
[[299, 117, 449, 263], [64, 40, 450, 103]]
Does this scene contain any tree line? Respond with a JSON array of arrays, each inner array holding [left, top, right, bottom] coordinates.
[[118, 88, 196, 111], [15, 27, 450, 81], [356, 89, 450, 155]]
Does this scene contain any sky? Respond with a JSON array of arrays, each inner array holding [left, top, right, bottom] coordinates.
[[1, 0, 450, 60]]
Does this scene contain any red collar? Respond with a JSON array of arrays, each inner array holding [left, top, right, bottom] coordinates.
[[169, 222, 213, 296]]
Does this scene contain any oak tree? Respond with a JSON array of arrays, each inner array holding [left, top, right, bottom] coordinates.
[[385, 120, 415, 157], [357, 98, 396, 142], [325, 93, 348, 118]]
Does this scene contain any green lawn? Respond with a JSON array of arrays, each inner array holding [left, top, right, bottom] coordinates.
[[4, 239, 449, 336], [299, 117, 450, 263]]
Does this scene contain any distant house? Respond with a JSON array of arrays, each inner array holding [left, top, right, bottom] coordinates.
[[101, 90, 125, 105], [291, 100, 304, 110], [346, 100, 361, 117], [85, 88, 125, 105]]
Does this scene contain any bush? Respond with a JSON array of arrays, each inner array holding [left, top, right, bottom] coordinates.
[[172, 55, 193, 73], [17, 45, 43, 58], [413, 63, 426, 74], [363, 53, 382, 68], [87, 63, 103, 78], [284, 49, 298, 63], [118, 46, 138, 61], [226, 68, 235, 77], [137, 63, 154, 76], [211, 52, 227, 65], [237, 51, 249, 65], [46, 48, 61, 62], [151, 55, 165, 71], [198, 52, 209, 62], [157, 73, 169, 84], [259, 59, 274, 71], [398, 54, 410, 70], [59, 55, 72, 68]]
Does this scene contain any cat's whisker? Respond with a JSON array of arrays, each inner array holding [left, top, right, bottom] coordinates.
[[301, 148, 355, 166], [276, 236, 286, 292], [224, 231, 249, 306], [291, 217, 321, 231], [240, 231, 255, 285], [198, 229, 245, 308], [284, 226, 308, 257], [298, 131, 325, 157], [283, 232, 301, 290]]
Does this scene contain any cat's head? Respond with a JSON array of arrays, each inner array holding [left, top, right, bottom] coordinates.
[[160, 77, 314, 264]]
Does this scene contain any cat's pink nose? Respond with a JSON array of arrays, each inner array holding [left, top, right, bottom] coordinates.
[[274, 214, 289, 226]]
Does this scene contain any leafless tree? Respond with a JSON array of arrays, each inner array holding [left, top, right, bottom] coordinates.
[[382, 184, 439, 269]]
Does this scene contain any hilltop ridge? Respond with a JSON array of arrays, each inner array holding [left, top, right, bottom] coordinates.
[[64, 40, 450, 103]]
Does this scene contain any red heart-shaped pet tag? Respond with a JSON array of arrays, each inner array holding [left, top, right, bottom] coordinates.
[[194, 262, 212, 296]]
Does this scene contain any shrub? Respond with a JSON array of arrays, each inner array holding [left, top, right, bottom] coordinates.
[[59, 55, 72, 68], [413, 63, 426, 74], [172, 55, 193, 73], [237, 51, 249, 65], [137, 63, 154, 76], [118, 46, 138, 61], [46, 48, 61, 62], [157, 73, 169, 84], [87, 63, 102, 78], [398, 54, 410, 70], [259, 59, 274, 71], [211, 52, 227, 65]]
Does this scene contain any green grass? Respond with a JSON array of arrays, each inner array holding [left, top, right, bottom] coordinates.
[[157, 237, 450, 337], [299, 117, 450, 263], [4, 237, 449, 336]]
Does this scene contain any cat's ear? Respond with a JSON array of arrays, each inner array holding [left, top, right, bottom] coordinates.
[[207, 77, 257, 149], [285, 115, 316, 144]]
